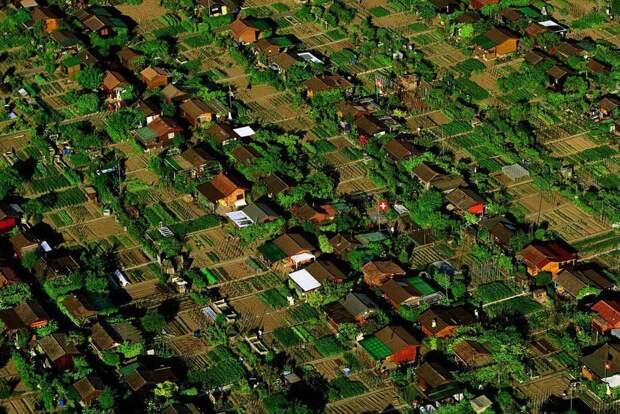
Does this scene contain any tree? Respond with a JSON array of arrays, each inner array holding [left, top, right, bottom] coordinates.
[[0, 379, 12, 398], [98, 388, 116, 410], [337, 323, 358, 346], [76, 93, 100, 115], [0, 167, 20, 200], [318, 234, 334, 253], [577, 286, 600, 300], [154, 381, 178, 398], [140, 311, 166, 333], [77, 66, 103, 90]]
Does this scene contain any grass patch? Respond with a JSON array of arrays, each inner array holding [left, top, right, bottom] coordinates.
[[272, 2, 290, 12], [369, 6, 390, 17]]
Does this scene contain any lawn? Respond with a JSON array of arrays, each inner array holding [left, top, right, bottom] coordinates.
[[360, 336, 392, 360], [258, 288, 288, 309], [475, 281, 518, 304], [369, 6, 390, 17], [314, 335, 345, 357]]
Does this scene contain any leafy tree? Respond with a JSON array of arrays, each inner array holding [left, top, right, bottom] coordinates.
[[577, 286, 601, 300], [0, 379, 11, 398], [101, 351, 120, 366], [140, 311, 166, 333], [0, 167, 20, 200], [98, 388, 116, 410], [0, 282, 32, 309], [76, 93, 100, 115], [154, 381, 178, 398], [318, 234, 334, 253], [77, 66, 103, 90], [337, 323, 358, 346]]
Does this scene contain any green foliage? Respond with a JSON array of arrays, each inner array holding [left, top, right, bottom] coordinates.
[[118, 342, 144, 358], [106, 108, 141, 142], [140, 311, 166, 333], [314, 335, 345, 357], [230, 218, 285, 245], [76, 66, 103, 90], [0, 167, 21, 200], [75, 93, 100, 115], [318, 234, 334, 253], [188, 346, 246, 389], [328, 377, 365, 401], [0, 378, 11, 399], [101, 351, 121, 366], [577, 286, 600, 300], [0, 282, 32, 309], [43, 274, 82, 300], [572, 11, 607, 29]]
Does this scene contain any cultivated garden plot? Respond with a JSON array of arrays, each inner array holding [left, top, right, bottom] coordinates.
[[188, 227, 249, 267], [115, 0, 168, 23], [63, 216, 127, 245], [116, 246, 152, 269], [325, 385, 403, 414]]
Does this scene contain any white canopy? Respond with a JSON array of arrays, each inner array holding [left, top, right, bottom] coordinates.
[[289, 269, 321, 292], [233, 126, 255, 137], [291, 252, 315, 265]]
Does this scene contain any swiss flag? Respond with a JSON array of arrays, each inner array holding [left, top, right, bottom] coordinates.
[[378, 200, 388, 212]]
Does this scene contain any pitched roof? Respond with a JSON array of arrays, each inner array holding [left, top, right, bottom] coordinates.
[[90, 322, 118, 351], [482, 27, 519, 47], [375, 325, 420, 353], [102, 70, 127, 91], [547, 65, 571, 81], [272, 233, 315, 257], [417, 361, 452, 389], [116, 47, 141, 63], [62, 294, 97, 320], [362, 260, 406, 279], [524, 49, 547, 65], [453, 340, 492, 367], [556, 268, 612, 297], [232, 144, 261, 166], [125, 367, 176, 392], [412, 162, 444, 183], [418, 306, 475, 335], [341, 292, 375, 318], [600, 96, 620, 113], [329, 234, 359, 256], [241, 202, 278, 223], [180, 98, 216, 119], [383, 139, 419, 161], [272, 52, 299, 70], [197, 173, 245, 202], [582, 342, 620, 378], [0, 266, 21, 285], [593, 299, 620, 326], [262, 174, 290, 195], [39, 333, 80, 361], [179, 146, 213, 169], [445, 187, 485, 211], [305, 74, 352, 93], [381, 279, 421, 306], [161, 84, 189, 102], [305, 260, 346, 283], [73, 375, 104, 402], [0, 301, 48, 329], [518, 242, 575, 269], [140, 66, 170, 82], [230, 18, 260, 38], [479, 216, 516, 246], [206, 123, 239, 145]]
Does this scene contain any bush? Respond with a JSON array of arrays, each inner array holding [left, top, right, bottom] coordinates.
[[370, 6, 390, 17], [140, 311, 166, 333]]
